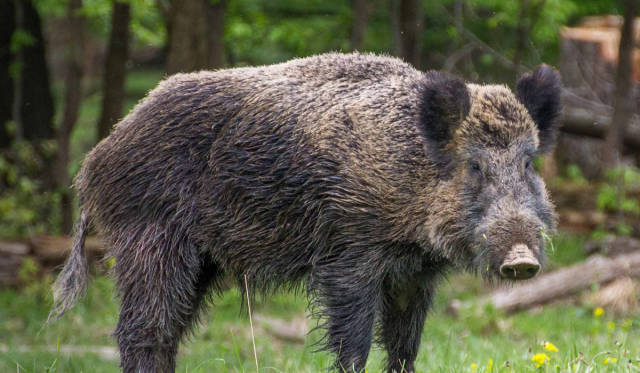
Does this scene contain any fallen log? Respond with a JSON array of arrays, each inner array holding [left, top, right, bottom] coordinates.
[[561, 105, 640, 150], [0, 240, 30, 255], [30, 234, 105, 262], [486, 251, 640, 313]]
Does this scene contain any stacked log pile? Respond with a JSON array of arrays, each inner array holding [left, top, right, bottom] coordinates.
[[0, 235, 105, 286], [557, 15, 640, 177]]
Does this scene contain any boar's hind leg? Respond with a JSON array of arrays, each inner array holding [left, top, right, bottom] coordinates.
[[378, 269, 442, 373], [311, 254, 382, 373], [113, 229, 220, 373]]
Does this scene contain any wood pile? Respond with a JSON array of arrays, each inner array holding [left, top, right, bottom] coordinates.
[[0, 235, 105, 286], [556, 15, 640, 176]]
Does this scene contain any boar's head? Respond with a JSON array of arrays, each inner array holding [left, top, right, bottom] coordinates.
[[417, 65, 562, 280]]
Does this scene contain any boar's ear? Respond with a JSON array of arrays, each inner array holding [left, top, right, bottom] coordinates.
[[516, 64, 562, 153], [418, 71, 470, 165]]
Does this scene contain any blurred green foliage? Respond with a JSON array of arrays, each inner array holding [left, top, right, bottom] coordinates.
[[29, 0, 624, 79], [223, 0, 621, 84], [564, 164, 589, 186], [597, 166, 640, 215], [0, 141, 61, 237]]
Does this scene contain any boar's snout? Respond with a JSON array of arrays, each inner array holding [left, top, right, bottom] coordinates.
[[499, 244, 540, 280]]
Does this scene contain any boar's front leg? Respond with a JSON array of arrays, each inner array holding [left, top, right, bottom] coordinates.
[[310, 251, 383, 373], [378, 264, 445, 373]]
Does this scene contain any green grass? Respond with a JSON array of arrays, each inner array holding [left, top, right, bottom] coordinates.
[[1, 233, 638, 373], [546, 232, 588, 268]]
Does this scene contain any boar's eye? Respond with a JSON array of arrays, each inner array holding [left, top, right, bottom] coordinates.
[[470, 161, 482, 173], [525, 158, 533, 171]]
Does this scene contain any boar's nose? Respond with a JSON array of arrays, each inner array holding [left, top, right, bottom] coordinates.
[[499, 244, 540, 280]]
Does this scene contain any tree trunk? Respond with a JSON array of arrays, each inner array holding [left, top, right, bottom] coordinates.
[[205, 0, 226, 69], [156, 0, 171, 61], [11, 0, 23, 141], [0, 0, 14, 148], [602, 0, 637, 168], [512, 0, 530, 77], [20, 0, 54, 142], [390, 0, 402, 57], [349, 0, 370, 51], [166, 0, 209, 74], [56, 0, 85, 234], [396, 0, 423, 68], [96, 1, 131, 142], [1, 0, 55, 192]]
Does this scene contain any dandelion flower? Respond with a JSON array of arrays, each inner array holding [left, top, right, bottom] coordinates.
[[593, 307, 604, 317], [471, 363, 477, 372], [603, 357, 617, 364], [532, 353, 550, 368], [487, 359, 493, 371], [107, 257, 116, 268], [544, 342, 559, 352]]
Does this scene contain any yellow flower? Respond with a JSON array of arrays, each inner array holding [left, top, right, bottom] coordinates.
[[471, 363, 478, 372], [603, 357, 617, 364], [593, 307, 604, 317], [487, 359, 493, 371], [532, 353, 550, 368], [107, 257, 116, 269], [607, 321, 615, 330], [544, 341, 559, 352]]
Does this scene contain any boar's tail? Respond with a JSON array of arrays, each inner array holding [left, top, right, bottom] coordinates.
[[47, 210, 89, 323]]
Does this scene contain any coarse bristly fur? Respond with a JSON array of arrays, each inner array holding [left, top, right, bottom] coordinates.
[[49, 52, 562, 373]]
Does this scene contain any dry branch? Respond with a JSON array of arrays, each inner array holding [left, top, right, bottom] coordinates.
[[486, 251, 640, 313]]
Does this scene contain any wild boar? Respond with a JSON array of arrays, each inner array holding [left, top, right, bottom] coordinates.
[[50, 53, 561, 373]]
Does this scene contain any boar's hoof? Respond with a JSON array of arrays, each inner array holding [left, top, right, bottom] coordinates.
[[499, 244, 540, 280]]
